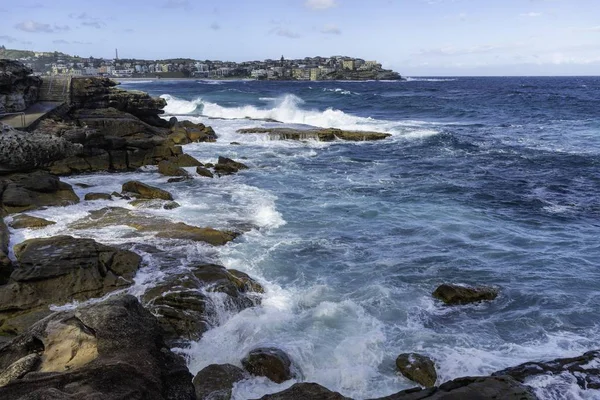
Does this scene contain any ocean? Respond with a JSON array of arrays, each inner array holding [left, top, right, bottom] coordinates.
[[16, 77, 600, 399]]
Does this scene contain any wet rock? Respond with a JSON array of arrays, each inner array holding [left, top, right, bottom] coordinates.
[[494, 349, 600, 390], [171, 153, 203, 167], [8, 215, 56, 230], [371, 376, 536, 400], [0, 295, 195, 399], [241, 347, 294, 383], [70, 207, 240, 246], [255, 383, 349, 400], [432, 284, 498, 305], [193, 364, 246, 400], [168, 177, 189, 183], [396, 353, 437, 387], [230, 142, 241, 145], [142, 264, 262, 345], [196, 167, 214, 178], [237, 127, 391, 142], [158, 159, 189, 177], [163, 201, 181, 210], [122, 180, 173, 201], [214, 156, 249, 176], [0, 219, 10, 284], [84, 192, 113, 201], [0, 236, 141, 337], [0, 170, 79, 215]]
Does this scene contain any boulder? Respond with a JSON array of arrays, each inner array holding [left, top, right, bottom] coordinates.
[[237, 127, 391, 142], [0, 236, 141, 337], [168, 121, 218, 144], [142, 264, 263, 345], [193, 364, 246, 400], [432, 284, 498, 305], [0, 123, 81, 173], [158, 159, 189, 177], [171, 153, 203, 167], [8, 215, 56, 230], [214, 156, 249, 176], [241, 347, 294, 383], [0, 295, 195, 399], [196, 167, 214, 178], [0, 60, 41, 114], [255, 383, 349, 400], [84, 192, 113, 201], [371, 376, 536, 400], [70, 207, 240, 246], [0, 170, 79, 215], [396, 353, 437, 387], [122, 180, 173, 200]]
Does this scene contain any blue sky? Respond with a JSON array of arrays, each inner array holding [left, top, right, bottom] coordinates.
[[0, 0, 599, 76]]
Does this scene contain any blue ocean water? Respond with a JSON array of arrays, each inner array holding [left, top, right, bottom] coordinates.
[[116, 77, 600, 399]]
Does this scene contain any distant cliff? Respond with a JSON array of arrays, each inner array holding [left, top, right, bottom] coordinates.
[[321, 69, 402, 81]]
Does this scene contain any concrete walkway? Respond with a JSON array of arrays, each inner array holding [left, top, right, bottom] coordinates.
[[0, 101, 63, 129]]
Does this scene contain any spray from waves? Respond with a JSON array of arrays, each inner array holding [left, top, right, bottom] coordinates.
[[161, 94, 204, 114], [405, 77, 457, 82]]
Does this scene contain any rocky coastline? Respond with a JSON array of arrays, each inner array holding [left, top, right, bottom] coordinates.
[[0, 60, 599, 399]]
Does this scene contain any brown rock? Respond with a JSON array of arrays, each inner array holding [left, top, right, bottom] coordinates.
[[241, 347, 294, 384], [84, 192, 113, 201], [8, 215, 56, 230], [432, 284, 498, 305], [255, 383, 349, 400], [193, 364, 246, 400], [237, 127, 391, 141], [396, 353, 437, 387], [196, 167, 214, 178], [122, 180, 173, 201], [158, 160, 189, 177]]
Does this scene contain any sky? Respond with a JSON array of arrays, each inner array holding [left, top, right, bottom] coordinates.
[[0, 0, 599, 76]]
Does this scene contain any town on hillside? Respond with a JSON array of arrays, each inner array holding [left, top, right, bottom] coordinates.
[[0, 46, 402, 81]]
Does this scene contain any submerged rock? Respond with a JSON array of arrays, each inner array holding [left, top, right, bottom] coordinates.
[[84, 192, 113, 201], [256, 383, 349, 400], [70, 207, 240, 246], [237, 127, 391, 142], [122, 180, 174, 200], [432, 284, 498, 305], [193, 364, 246, 400], [8, 215, 56, 230], [0, 170, 79, 215], [241, 347, 295, 384], [0, 236, 141, 337], [196, 166, 214, 178], [396, 353, 437, 387], [0, 295, 195, 399]]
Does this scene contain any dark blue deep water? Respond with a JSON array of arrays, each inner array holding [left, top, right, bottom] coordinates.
[[115, 77, 600, 399]]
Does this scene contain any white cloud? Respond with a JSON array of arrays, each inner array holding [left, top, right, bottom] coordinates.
[[321, 23, 341, 35], [270, 27, 301, 38], [519, 12, 542, 17], [15, 21, 70, 33], [305, 0, 337, 10]]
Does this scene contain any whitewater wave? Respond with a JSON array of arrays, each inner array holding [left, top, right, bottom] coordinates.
[[197, 80, 224, 85], [405, 77, 457, 82], [322, 88, 357, 96], [161, 94, 204, 114]]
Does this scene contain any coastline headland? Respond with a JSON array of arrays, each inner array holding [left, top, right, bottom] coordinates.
[[0, 60, 598, 399]]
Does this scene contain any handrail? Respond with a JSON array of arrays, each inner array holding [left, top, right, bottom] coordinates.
[[0, 112, 26, 128]]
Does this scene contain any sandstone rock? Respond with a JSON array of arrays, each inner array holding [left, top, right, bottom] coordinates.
[[396, 353, 437, 387], [214, 156, 249, 176], [0, 236, 141, 337], [0, 354, 40, 387], [193, 364, 246, 400], [255, 383, 349, 400], [84, 192, 113, 201], [237, 127, 391, 142], [241, 347, 294, 383], [196, 167, 214, 178], [70, 207, 240, 246], [0, 295, 195, 399], [432, 284, 498, 305], [122, 180, 173, 200], [158, 159, 189, 177], [172, 153, 203, 167], [0, 123, 80, 173], [8, 215, 56, 230], [0, 170, 79, 215]]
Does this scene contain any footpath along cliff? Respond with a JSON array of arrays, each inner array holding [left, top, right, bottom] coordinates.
[[0, 60, 598, 399]]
